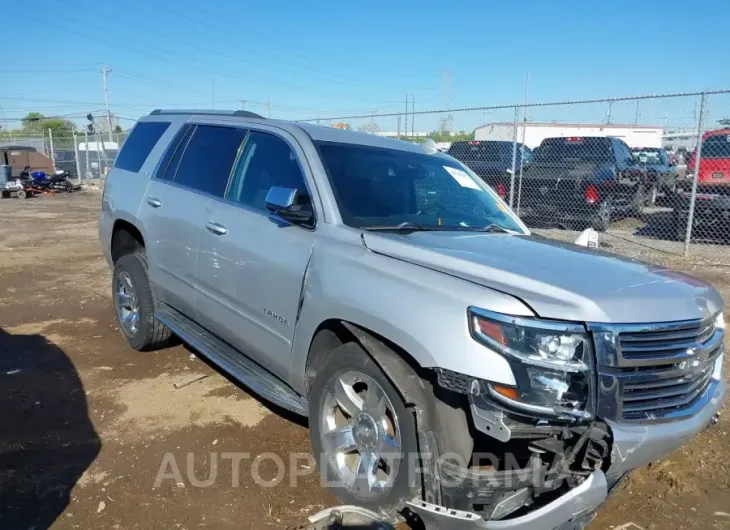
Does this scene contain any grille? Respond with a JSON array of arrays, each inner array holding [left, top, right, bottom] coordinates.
[[593, 316, 723, 422]]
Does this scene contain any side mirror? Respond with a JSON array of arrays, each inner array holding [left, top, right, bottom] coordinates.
[[265, 186, 313, 224]]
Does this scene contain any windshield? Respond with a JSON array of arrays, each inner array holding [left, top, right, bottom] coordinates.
[[448, 141, 505, 162], [533, 137, 613, 163], [702, 134, 730, 159], [632, 148, 663, 164], [316, 141, 525, 233]]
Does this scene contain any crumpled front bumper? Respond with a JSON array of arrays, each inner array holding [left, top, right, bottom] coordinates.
[[409, 378, 724, 529], [407, 470, 606, 530]]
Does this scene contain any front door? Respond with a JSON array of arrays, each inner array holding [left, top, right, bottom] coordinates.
[[196, 129, 315, 380]]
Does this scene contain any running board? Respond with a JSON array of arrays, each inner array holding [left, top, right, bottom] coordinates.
[[155, 304, 308, 416]]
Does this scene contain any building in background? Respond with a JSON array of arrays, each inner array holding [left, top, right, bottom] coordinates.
[[474, 122, 664, 148], [331, 123, 350, 130]]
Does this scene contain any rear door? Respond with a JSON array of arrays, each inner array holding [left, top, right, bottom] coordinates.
[[196, 127, 315, 379], [138, 123, 245, 319]]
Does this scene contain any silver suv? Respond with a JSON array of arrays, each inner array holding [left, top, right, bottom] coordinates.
[[100, 110, 725, 529]]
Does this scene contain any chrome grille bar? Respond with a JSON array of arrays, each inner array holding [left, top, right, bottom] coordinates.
[[589, 314, 723, 422]]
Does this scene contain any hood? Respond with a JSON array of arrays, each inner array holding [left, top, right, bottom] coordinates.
[[362, 232, 723, 323]]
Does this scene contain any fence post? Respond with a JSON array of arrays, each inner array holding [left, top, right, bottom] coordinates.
[[73, 131, 82, 186], [509, 105, 518, 207], [84, 130, 91, 180], [95, 132, 103, 181], [48, 129, 56, 172], [683, 92, 707, 258]]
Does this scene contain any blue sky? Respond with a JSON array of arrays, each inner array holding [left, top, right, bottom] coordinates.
[[2, 0, 729, 132]]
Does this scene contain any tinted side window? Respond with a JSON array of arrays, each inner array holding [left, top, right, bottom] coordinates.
[[156, 124, 194, 181], [174, 125, 247, 197], [114, 121, 170, 172], [227, 132, 309, 211]]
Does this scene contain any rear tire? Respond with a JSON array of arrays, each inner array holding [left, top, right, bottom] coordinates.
[[17, 190, 27, 199], [113, 253, 172, 351], [591, 201, 611, 232], [309, 342, 419, 517]]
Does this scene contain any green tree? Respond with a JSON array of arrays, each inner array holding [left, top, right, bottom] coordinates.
[[113, 124, 123, 133], [21, 112, 75, 136], [718, 118, 730, 127]]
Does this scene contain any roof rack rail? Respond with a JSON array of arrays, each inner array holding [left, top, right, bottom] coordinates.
[[149, 109, 265, 119]]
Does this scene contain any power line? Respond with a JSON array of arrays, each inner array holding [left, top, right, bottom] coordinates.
[[40, 0, 433, 103], [133, 0, 437, 83]]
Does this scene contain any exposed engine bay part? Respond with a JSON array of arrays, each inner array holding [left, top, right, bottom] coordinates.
[[419, 370, 613, 522]]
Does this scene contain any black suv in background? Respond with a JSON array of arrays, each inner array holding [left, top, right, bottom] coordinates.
[[517, 136, 649, 231], [631, 147, 678, 204], [53, 150, 78, 178], [447, 140, 531, 199]]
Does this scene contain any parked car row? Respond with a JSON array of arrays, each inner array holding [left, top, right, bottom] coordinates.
[[449, 130, 730, 238]]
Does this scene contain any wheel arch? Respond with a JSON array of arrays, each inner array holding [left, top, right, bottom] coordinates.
[[303, 319, 432, 404], [111, 219, 145, 263], [304, 318, 475, 463]]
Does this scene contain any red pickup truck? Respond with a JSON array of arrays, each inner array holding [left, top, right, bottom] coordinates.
[[675, 129, 730, 239]]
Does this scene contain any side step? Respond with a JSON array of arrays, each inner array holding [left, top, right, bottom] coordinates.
[[155, 304, 308, 416]]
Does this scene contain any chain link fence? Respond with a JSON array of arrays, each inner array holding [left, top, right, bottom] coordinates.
[[1, 129, 128, 182], [302, 90, 730, 265]]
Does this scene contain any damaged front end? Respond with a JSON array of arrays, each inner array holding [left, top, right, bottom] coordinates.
[[407, 368, 614, 529], [406, 310, 725, 529]]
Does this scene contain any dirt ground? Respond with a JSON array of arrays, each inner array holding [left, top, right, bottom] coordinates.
[[0, 192, 729, 530]]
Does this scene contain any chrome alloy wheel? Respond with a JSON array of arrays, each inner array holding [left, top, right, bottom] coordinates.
[[320, 371, 402, 499], [116, 271, 140, 336]]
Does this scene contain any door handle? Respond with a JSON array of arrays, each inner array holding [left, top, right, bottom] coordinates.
[[146, 197, 162, 208], [205, 221, 228, 236]]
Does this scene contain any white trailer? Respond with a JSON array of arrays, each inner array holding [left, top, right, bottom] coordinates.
[[474, 122, 664, 149]]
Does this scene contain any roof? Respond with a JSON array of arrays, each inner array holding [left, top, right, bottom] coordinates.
[[702, 128, 730, 138], [295, 122, 426, 152], [142, 109, 428, 154], [0, 144, 37, 151], [476, 121, 664, 130]]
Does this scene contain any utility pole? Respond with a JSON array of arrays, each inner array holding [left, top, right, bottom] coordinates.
[[266, 97, 271, 118], [606, 101, 613, 125], [101, 66, 113, 142], [634, 100, 640, 125], [411, 94, 415, 139], [404, 95, 409, 140], [239, 100, 248, 110], [211, 79, 215, 110]]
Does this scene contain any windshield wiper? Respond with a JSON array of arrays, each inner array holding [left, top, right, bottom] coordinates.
[[362, 222, 518, 234], [468, 223, 517, 233], [362, 222, 433, 232]]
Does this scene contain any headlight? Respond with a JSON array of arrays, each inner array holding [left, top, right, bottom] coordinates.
[[469, 307, 594, 421]]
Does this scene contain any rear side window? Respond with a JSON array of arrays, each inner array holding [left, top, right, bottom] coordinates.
[[448, 142, 502, 162], [702, 134, 730, 159], [156, 124, 195, 181], [114, 121, 170, 172], [173, 125, 247, 197]]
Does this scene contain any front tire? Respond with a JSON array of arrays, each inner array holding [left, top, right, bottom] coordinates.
[[112, 253, 171, 351], [309, 342, 419, 516]]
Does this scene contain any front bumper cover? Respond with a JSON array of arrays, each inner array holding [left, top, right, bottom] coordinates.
[[407, 469, 606, 530], [606, 377, 724, 479]]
